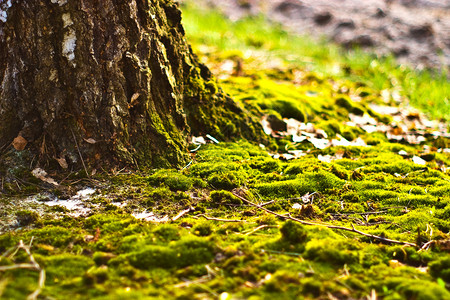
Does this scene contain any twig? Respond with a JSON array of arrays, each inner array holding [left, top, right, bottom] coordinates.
[[260, 249, 303, 257], [172, 207, 193, 221], [190, 144, 201, 153], [70, 128, 90, 178], [181, 160, 193, 171], [0, 239, 46, 300], [174, 275, 210, 288], [232, 192, 417, 247], [244, 225, 278, 236], [260, 200, 276, 207], [206, 134, 219, 144], [193, 214, 244, 222], [332, 210, 389, 216], [418, 240, 435, 252]]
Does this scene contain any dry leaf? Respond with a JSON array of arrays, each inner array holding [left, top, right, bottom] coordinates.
[[318, 154, 333, 163], [309, 137, 330, 149], [192, 136, 206, 145], [261, 116, 273, 135], [12, 135, 27, 151], [412, 156, 427, 165], [31, 168, 59, 186], [84, 138, 97, 144], [292, 203, 302, 209], [55, 157, 68, 169], [389, 259, 404, 268]]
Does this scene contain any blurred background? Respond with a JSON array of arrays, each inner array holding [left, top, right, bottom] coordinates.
[[180, 0, 450, 71]]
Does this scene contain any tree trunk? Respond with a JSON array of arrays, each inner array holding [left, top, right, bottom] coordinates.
[[0, 0, 262, 171]]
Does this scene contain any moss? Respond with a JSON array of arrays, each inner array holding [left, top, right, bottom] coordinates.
[[250, 158, 281, 173], [280, 220, 308, 244], [127, 235, 214, 270], [386, 278, 450, 300], [304, 238, 360, 266], [24, 226, 80, 249], [93, 252, 117, 266], [429, 256, 450, 282], [153, 224, 181, 242], [172, 237, 215, 267], [147, 170, 194, 191], [192, 222, 213, 236], [42, 254, 94, 283], [209, 190, 242, 206], [15, 210, 39, 226], [264, 270, 301, 293], [317, 120, 342, 137], [256, 214, 278, 226], [128, 245, 178, 269], [207, 171, 243, 190], [300, 170, 345, 192], [335, 97, 365, 115]]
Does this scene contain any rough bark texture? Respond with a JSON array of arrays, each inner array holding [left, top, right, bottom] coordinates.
[[0, 0, 262, 170]]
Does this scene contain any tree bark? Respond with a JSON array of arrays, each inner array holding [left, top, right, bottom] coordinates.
[[0, 0, 262, 170]]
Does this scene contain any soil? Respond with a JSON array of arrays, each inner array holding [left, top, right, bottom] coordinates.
[[191, 0, 450, 70]]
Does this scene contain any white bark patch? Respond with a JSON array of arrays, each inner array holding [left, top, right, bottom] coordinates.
[[62, 13, 73, 28], [51, 0, 68, 6], [0, 0, 12, 23], [61, 13, 76, 65]]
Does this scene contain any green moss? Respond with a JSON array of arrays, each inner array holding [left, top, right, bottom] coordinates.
[[127, 236, 214, 270], [192, 222, 214, 236], [386, 278, 450, 300], [209, 190, 242, 206], [153, 224, 181, 242], [429, 256, 450, 284], [128, 245, 178, 269], [147, 170, 194, 191], [304, 239, 360, 266], [42, 254, 94, 283], [15, 210, 39, 226], [335, 96, 365, 115], [280, 220, 307, 244], [208, 171, 243, 190]]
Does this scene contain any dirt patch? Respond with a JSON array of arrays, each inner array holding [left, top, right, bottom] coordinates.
[[188, 0, 450, 70]]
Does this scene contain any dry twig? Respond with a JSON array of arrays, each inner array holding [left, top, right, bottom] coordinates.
[[232, 192, 418, 247], [244, 225, 278, 236], [193, 214, 244, 222], [0, 238, 45, 300], [70, 128, 90, 178], [172, 207, 193, 221]]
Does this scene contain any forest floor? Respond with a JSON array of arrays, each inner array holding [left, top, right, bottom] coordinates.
[[191, 0, 450, 70], [1, 2, 450, 300]]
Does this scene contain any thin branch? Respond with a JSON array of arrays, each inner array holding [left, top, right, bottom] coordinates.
[[232, 192, 417, 247], [260, 200, 276, 207], [332, 210, 389, 216], [70, 128, 90, 178], [244, 225, 278, 236], [418, 240, 435, 252], [193, 214, 244, 222], [0, 263, 38, 271], [181, 160, 193, 171], [0, 239, 46, 300], [172, 207, 193, 221]]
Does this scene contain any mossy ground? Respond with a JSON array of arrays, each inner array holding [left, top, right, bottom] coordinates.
[[1, 3, 450, 300]]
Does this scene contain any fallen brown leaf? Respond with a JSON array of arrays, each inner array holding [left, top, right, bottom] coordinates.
[[12, 135, 27, 151]]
